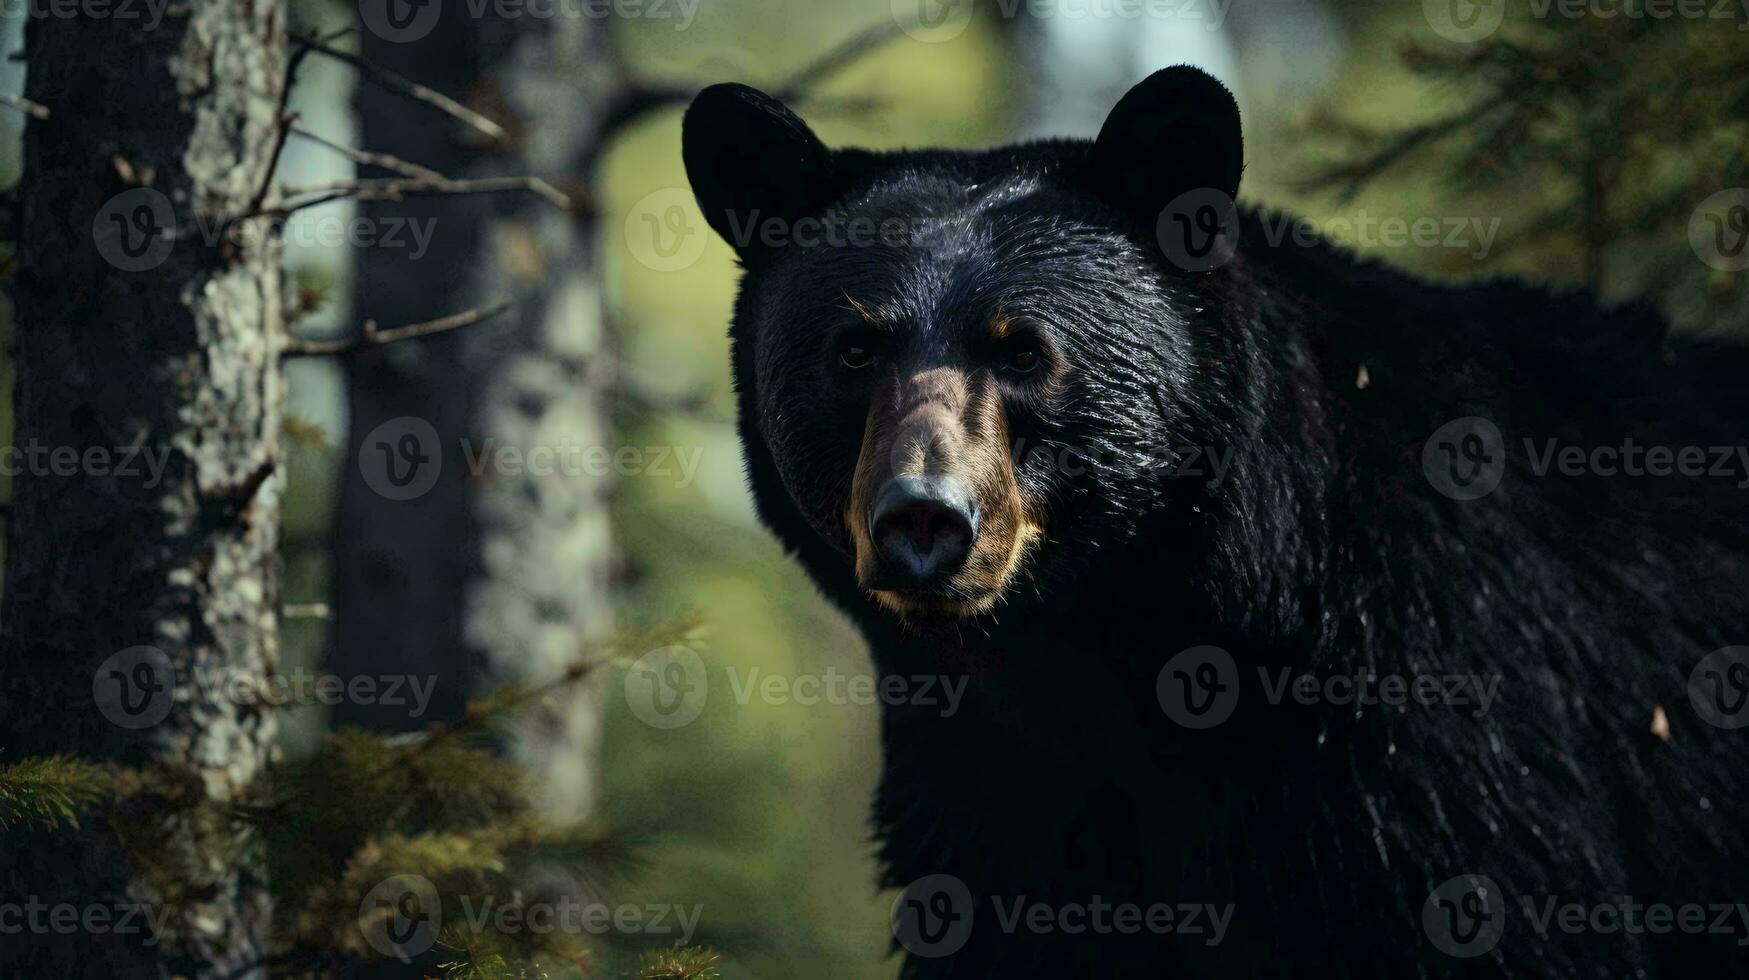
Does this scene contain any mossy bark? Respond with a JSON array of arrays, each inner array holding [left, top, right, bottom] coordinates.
[[0, 2, 286, 976]]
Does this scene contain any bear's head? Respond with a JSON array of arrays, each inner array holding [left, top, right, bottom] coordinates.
[[684, 67, 1246, 626]]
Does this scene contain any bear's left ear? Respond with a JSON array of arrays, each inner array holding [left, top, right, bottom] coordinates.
[[683, 83, 838, 256], [1085, 66, 1243, 218]]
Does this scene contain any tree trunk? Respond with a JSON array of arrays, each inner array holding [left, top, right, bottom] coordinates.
[[0, 2, 285, 977], [329, 9, 613, 819]]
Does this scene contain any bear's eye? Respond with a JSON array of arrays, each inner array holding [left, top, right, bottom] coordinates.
[[839, 342, 873, 369], [1006, 348, 1041, 374]]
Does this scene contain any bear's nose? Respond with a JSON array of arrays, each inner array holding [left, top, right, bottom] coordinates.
[[869, 475, 979, 590]]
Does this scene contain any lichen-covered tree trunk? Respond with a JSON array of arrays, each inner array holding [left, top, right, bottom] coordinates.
[[0, 3, 285, 976], [329, 10, 613, 819]]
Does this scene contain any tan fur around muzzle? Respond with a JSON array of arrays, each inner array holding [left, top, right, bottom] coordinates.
[[846, 367, 1043, 618]]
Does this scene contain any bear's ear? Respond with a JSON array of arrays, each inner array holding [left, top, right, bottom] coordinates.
[[1085, 66, 1243, 218], [683, 83, 837, 255]]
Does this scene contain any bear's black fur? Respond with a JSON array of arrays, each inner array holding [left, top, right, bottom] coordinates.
[[684, 68, 1749, 977]]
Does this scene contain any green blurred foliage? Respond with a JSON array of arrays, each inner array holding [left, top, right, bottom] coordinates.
[[0, 1, 1740, 976]]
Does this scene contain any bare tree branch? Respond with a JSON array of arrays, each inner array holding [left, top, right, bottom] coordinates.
[[247, 27, 352, 217], [294, 32, 508, 142], [280, 602, 330, 621], [276, 174, 572, 215], [289, 125, 446, 181], [581, 21, 902, 170], [0, 94, 48, 120], [282, 300, 516, 358]]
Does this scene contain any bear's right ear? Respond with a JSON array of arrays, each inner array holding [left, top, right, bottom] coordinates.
[[683, 83, 837, 255], [1085, 66, 1243, 219]]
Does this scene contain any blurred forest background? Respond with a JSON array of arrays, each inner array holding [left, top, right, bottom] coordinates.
[[0, 0, 1743, 976]]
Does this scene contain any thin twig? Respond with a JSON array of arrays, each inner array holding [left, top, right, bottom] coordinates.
[[294, 32, 507, 142], [277, 175, 572, 214], [0, 95, 48, 120], [280, 602, 331, 621], [408, 656, 610, 758], [581, 21, 902, 171], [247, 27, 352, 217], [289, 126, 446, 181], [770, 21, 905, 102], [282, 300, 516, 357]]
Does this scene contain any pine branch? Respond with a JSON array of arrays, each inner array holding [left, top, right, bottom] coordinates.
[[637, 947, 723, 980], [0, 754, 111, 830]]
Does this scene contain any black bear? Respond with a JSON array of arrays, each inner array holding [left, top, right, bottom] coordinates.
[[682, 67, 1749, 978]]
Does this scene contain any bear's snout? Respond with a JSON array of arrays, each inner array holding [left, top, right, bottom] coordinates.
[[868, 474, 979, 591], [846, 367, 1042, 619]]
